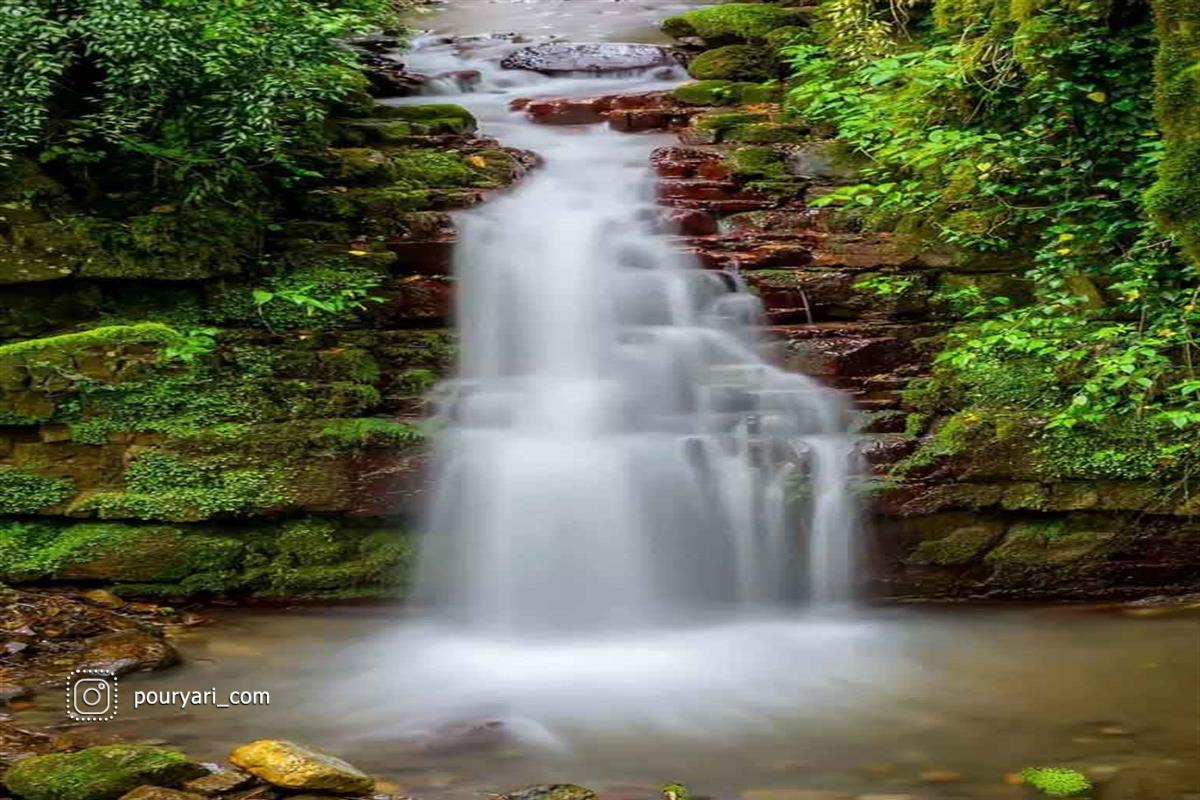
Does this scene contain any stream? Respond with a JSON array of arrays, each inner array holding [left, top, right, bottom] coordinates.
[[14, 0, 1200, 796]]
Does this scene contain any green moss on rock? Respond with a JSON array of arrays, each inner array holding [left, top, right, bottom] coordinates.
[[0, 467, 75, 514], [985, 520, 1116, 574], [2, 745, 203, 800], [672, 80, 780, 106], [687, 45, 779, 82], [662, 4, 806, 44], [909, 524, 1003, 565], [73, 451, 297, 522], [1146, 0, 1200, 266], [0, 517, 412, 599], [373, 103, 476, 129], [727, 145, 806, 196]]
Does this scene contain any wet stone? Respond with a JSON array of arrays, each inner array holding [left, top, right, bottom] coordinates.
[[228, 739, 374, 794], [181, 766, 255, 795], [119, 788, 206, 800], [500, 43, 677, 74]]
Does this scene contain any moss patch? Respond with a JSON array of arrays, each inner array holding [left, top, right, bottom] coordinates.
[[0, 517, 412, 599], [910, 523, 1003, 565], [662, 4, 806, 44], [687, 45, 779, 82], [1145, 0, 1200, 265], [0, 468, 75, 514], [672, 80, 781, 106], [2, 745, 203, 800]]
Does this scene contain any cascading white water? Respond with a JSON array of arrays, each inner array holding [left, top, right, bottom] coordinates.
[[411, 36, 857, 632], [319, 29, 868, 745]]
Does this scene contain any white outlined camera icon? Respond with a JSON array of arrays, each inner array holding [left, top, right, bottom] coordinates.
[[66, 669, 118, 721]]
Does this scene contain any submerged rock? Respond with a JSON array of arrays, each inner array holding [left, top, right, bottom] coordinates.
[[0, 720, 53, 769], [2, 745, 205, 800], [500, 43, 677, 74], [179, 767, 252, 796], [77, 629, 179, 676], [500, 787, 598, 800], [228, 740, 373, 794], [0, 586, 178, 696], [117, 788, 204, 800]]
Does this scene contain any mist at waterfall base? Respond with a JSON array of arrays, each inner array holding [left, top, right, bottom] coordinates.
[[318, 33, 870, 748]]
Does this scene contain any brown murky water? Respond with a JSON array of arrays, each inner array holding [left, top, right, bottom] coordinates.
[[16, 605, 1200, 798]]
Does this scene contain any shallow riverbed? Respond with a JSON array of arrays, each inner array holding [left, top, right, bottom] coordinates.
[[16, 605, 1200, 797]]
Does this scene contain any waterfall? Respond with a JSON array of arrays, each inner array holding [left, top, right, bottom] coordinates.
[[410, 42, 857, 635]]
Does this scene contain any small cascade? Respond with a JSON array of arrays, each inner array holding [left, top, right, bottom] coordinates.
[[405, 34, 858, 634], [327, 31, 868, 742]]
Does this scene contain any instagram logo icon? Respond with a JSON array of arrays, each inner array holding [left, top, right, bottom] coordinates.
[[65, 669, 118, 721]]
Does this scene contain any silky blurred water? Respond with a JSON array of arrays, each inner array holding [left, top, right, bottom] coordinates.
[[18, 605, 1200, 797]]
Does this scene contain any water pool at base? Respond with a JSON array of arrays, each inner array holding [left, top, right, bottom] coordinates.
[[16, 605, 1200, 798]]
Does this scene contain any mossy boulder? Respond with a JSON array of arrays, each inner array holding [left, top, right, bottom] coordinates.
[[346, 103, 477, 136], [985, 520, 1117, 576], [662, 4, 808, 45], [672, 80, 781, 106], [909, 523, 1004, 565], [687, 45, 779, 82], [80, 208, 261, 280], [727, 145, 807, 197], [1, 218, 101, 284], [227, 740, 372, 793], [2, 745, 204, 800]]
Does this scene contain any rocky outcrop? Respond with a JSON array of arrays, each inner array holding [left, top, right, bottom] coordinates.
[[0, 98, 533, 600]]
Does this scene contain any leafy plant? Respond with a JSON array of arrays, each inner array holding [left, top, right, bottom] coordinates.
[[250, 265, 385, 330], [1020, 767, 1092, 798], [1, 0, 397, 202], [784, 1, 1200, 434]]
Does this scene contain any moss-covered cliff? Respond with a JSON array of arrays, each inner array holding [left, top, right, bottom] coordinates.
[[0, 92, 534, 598]]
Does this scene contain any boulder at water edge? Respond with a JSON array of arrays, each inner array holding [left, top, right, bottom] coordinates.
[[227, 740, 373, 794], [500, 43, 676, 74], [2, 745, 205, 800]]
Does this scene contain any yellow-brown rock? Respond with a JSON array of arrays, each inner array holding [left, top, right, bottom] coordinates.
[[227, 740, 373, 794]]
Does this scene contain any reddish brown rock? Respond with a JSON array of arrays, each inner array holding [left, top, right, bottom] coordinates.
[[387, 212, 457, 275], [378, 276, 455, 325], [659, 209, 719, 236], [650, 146, 724, 178]]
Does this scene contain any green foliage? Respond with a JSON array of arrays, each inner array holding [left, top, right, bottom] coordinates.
[[0, 467, 74, 513], [249, 263, 385, 330], [1020, 767, 1092, 797], [786, 1, 1200, 434], [77, 451, 296, 521], [853, 274, 916, 297], [315, 417, 424, 449], [662, 784, 691, 800], [0, 0, 396, 202]]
